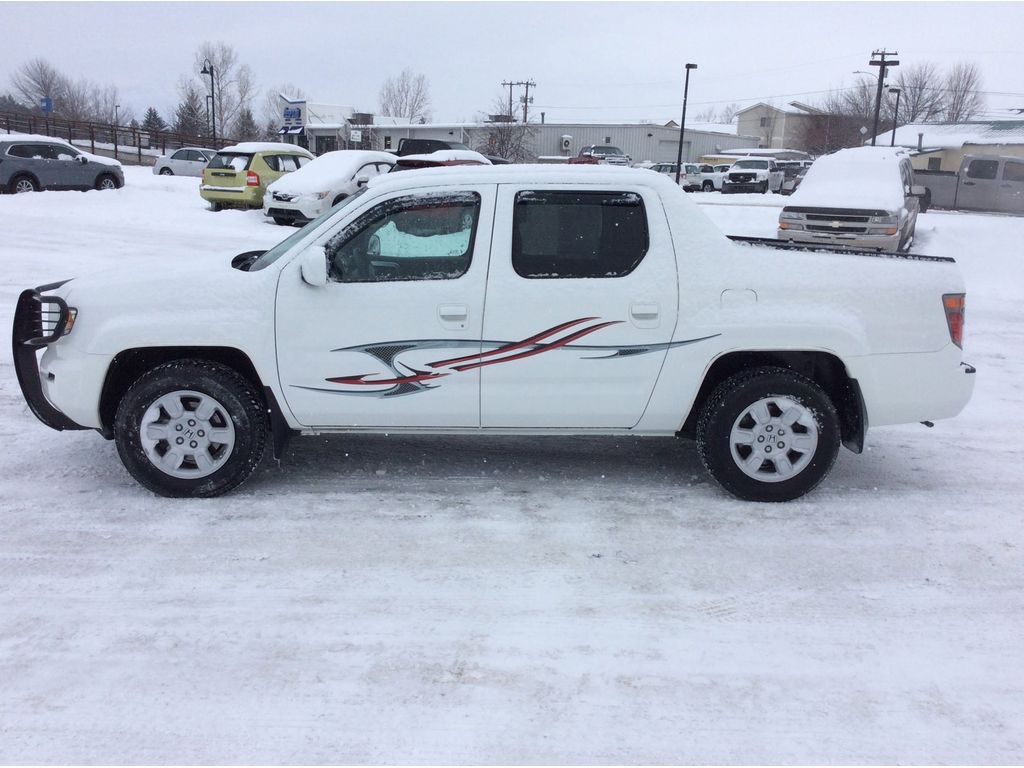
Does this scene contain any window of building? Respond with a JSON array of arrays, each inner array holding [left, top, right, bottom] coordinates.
[[1002, 160, 1024, 183], [325, 191, 480, 283], [511, 190, 649, 279], [927, 157, 942, 171], [965, 159, 999, 180], [760, 117, 768, 127], [383, 135, 392, 150]]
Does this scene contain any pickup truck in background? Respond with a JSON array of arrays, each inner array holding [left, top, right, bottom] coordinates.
[[14, 166, 974, 502], [721, 157, 785, 193], [699, 163, 733, 192], [569, 145, 632, 166], [916, 154, 1024, 214]]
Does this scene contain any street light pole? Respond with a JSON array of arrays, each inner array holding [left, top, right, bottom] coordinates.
[[674, 63, 698, 186], [200, 59, 216, 145], [889, 87, 902, 147]]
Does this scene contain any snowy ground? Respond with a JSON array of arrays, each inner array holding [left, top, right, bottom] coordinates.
[[1, 169, 1022, 763]]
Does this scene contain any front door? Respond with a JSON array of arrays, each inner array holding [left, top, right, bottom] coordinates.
[[957, 157, 1000, 211], [275, 183, 495, 428], [479, 184, 679, 429]]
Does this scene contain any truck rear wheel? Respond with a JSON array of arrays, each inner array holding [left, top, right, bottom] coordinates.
[[696, 367, 840, 502], [113, 360, 267, 497]]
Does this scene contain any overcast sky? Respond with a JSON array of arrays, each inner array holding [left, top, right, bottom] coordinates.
[[2, 1, 1023, 125]]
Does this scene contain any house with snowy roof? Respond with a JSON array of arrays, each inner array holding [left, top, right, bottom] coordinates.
[[735, 102, 824, 152], [870, 119, 1024, 171]]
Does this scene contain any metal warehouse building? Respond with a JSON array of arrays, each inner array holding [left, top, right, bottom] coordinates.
[[349, 120, 758, 164]]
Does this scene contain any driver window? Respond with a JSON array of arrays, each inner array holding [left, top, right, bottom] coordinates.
[[324, 191, 481, 283]]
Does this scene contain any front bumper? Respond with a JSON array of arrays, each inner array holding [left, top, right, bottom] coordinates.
[[12, 284, 89, 431], [264, 197, 325, 224], [723, 180, 766, 193]]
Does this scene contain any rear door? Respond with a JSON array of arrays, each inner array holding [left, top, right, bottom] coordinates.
[[479, 184, 678, 429], [204, 152, 252, 192], [275, 183, 495, 428], [997, 159, 1024, 214]]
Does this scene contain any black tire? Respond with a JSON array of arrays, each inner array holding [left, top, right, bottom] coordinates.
[[696, 367, 840, 502], [95, 173, 118, 191], [9, 174, 39, 194], [702, 180, 714, 192], [159, 168, 174, 176], [760, 181, 769, 194], [113, 360, 267, 498], [332, 193, 348, 206], [272, 216, 291, 226], [209, 202, 223, 212]]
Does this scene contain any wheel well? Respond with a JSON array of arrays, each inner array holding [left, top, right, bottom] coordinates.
[[679, 351, 866, 453], [95, 171, 119, 187], [98, 347, 264, 437], [10, 171, 41, 189]]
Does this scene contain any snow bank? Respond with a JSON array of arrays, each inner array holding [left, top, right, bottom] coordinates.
[[268, 150, 396, 195]]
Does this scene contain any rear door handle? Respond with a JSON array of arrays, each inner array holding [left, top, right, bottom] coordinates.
[[438, 304, 469, 330], [963, 181, 976, 186], [630, 302, 660, 328]]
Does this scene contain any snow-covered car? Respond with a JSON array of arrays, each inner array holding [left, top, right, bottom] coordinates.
[[152, 147, 216, 177], [699, 164, 733, 192], [721, 158, 785, 194], [648, 162, 704, 190], [13, 165, 974, 502], [389, 149, 492, 171], [778, 147, 925, 252], [0, 134, 124, 193], [263, 150, 396, 226], [570, 145, 631, 166], [200, 143, 315, 211]]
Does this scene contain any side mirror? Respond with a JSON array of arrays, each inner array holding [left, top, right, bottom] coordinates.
[[77, 156, 88, 164], [356, 175, 370, 187], [910, 185, 926, 197], [299, 247, 328, 287]]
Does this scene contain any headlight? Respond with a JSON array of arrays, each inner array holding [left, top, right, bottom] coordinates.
[[315, 191, 331, 200], [779, 211, 804, 220], [869, 213, 898, 225]]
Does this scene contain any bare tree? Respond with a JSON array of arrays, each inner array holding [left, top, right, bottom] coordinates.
[[942, 62, 984, 122], [10, 58, 65, 109], [191, 41, 256, 138], [718, 103, 742, 124], [475, 97, 535, 161], [694, 107, 718, 123], [895, 62, 944, 123], [378, 68, 432, 122]]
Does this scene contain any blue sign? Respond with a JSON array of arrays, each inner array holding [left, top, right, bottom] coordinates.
[[282, 106, 303, 127], [40, 96, 53, 115]]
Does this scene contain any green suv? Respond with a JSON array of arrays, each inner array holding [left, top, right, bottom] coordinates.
[[200, 142, 315, 210]]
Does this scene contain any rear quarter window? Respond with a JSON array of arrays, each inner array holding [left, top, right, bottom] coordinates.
[[512, 190, 649, 279]]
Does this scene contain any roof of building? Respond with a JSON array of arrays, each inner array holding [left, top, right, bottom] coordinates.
[[736, 101, 824, 117], [875, 120, 1024, 149]]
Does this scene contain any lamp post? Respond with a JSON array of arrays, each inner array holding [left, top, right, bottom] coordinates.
[[200, 59, 216, 145], [674, 63, 698, 186], [889, 87, 902, 147], [114, 104, 120, 125]]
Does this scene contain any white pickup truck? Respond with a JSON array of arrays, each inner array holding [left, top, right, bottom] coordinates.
[[14, 166, 975, 502]]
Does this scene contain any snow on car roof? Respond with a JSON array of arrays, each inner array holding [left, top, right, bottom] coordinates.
[[217, 142, 315, 156], [788, 147, 909, 211], [267, 150, 397, 194], [399, 149, 492, 164], [0, 132, 122, 167]]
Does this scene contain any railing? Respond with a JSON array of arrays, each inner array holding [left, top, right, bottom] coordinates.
[[0, 112, 238, 164]]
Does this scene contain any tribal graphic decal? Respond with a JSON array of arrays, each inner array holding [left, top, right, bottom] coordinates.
[[293, 317, 720, 398]]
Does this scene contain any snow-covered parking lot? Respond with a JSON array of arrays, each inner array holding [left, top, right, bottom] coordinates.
[[1, 168, 1022, 763]]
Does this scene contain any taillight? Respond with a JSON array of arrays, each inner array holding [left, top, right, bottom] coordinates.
[[246, 170, 260, 187], [942, 293, 965, 348]]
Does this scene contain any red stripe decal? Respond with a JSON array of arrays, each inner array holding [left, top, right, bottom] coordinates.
[[451, 321, 622, 372], [427, 317, 599, 369], [326, 372, 448, 386]]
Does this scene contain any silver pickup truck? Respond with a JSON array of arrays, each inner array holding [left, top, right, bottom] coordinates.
[[916, 154, 1024, 214]]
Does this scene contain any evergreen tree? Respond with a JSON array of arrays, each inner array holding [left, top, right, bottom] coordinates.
[[173, 86, 206, 138], [141, 106, 167, 135], [231, 106, 259, 142]]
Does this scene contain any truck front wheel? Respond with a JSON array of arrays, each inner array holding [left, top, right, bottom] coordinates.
[[113, 360, 268, 497], [696, 367, 840, 502]]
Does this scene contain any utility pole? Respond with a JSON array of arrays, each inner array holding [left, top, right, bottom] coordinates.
[[674, 63, 698, 186], [889, 87, 902, 146], [502, 79, 535, 123], [522, 79, 536, 123], [869, 49, 899, 146]]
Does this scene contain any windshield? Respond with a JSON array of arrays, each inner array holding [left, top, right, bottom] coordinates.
[[208, 152, 252, 171], [734, 160, 769, 170], [249, 189, 368, 271], [591, 146, 624, 155]]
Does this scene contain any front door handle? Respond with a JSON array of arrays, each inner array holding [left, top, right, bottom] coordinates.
[[438, 304, 469, 330], [963, 181, 976, 186]]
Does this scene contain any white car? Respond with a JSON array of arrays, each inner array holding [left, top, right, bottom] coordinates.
[[263, 150, 396, 225], [647, 162, 704, 191], [14, 166, 974, 502], [152, 147, 216, 177], [721, 157, 785, 194], [698, 164, 733, 192]]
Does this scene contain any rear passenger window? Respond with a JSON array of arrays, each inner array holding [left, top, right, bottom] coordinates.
[[966, 159, 999, 180], [512, 190, 649, 279], [1002, 161, 1024, 183], [8, 144, 49, 159]]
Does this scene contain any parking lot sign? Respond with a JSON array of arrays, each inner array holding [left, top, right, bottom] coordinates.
[[40, 96, 53, 115]]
